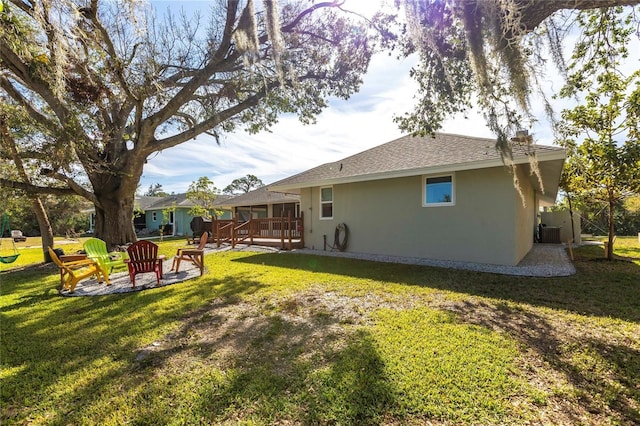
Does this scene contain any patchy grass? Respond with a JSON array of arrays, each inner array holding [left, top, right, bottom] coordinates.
[[1, 239, 639, 424]]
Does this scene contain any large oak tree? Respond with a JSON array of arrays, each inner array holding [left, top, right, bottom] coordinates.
[[0, 0, 373, 248], [392, 0, 640, 151]]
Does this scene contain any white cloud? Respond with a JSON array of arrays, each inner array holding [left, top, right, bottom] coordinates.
[[141, 52, 426, 193], [141, 2, 640, 195]]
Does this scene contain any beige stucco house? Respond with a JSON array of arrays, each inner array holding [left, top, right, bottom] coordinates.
[[268, 133, 566, 266]]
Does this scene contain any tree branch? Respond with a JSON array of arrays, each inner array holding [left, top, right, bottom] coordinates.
[[517, 0, 640, 31], [0, 76, 58, 131], [0, 40, 69, 124], [0, 178, 76, 196], [280, 1, 345, 33], [82, 1, 139, 103], [7, 0, 34, 15], [141, 1, 240, 135], [151, 85, 273, 151], [40, 169, 98, 204], [0, 149, 51, 161]]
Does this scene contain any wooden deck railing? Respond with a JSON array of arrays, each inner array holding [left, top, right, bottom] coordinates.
[[215, 220, 235, 246], [214, 212, 304, 250]]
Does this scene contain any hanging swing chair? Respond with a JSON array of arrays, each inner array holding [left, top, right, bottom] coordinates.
[[0, 213, 21, 264]]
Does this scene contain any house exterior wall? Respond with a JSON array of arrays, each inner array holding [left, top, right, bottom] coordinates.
[[174, 209, 191, 236], [145, 210, 162, 232], [541, 210, 581, 244], [144, 209, 176, 235], [513, 164, 535, 264], [301, 166, 531, 265]]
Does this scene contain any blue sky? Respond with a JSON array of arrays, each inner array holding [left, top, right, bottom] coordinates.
[[139, 1, 637, 195]]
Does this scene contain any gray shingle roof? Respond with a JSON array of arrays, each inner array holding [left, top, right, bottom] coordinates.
[[145, 194, 190, 210], [268, 133, 565, 191], [145, 194, 234, 210], [218, 186, 300, 208], [135, 195, 165, 210]]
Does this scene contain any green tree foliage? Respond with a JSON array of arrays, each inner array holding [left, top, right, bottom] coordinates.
[[0, 191, 88, 237], [144, 183, 168, 197], [1, 95, 56, 258], [0, 0, 374, 248], [556, 7, 640, 259], [186, 177, 220, 219], [561, 193, 640, 237], [46, 195, 90, 235], [223, 174, 264, 195], [389, 0, 640, 152]]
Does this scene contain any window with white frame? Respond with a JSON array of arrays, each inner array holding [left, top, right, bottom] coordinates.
[[423, 174, 455, 206], [320, 186, 333, 219], [152, 212, 157, 221]]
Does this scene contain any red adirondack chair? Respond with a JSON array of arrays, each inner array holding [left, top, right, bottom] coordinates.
[[125, 240, 166, 287]]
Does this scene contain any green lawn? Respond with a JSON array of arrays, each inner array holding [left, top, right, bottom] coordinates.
[[1, 237, 639, 425]]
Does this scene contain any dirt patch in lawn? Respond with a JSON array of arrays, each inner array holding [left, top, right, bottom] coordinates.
[[135, 289, 639, 425]]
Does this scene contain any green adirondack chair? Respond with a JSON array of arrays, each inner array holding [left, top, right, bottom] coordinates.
[[83, 238, 128, 274]]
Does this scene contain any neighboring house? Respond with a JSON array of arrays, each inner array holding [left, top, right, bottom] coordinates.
[[143, 193, 233, 236], [133, 195, 166, 231], [268, 132, 566, 266], [86, 194, 234, 237], [217, 186, 301, 221], [87, 195, 162, 233]]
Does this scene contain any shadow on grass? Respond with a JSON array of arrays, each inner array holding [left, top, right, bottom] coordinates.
[[111, 295, 530, 424], [233, 249, 640, 323], [0, 268, 267, 424], [447, 299, 640, 424], [192, 329, 394, 424], [114, 296, 396, 424], [1, 247, 638, 424], [1, 263, 396, 424]]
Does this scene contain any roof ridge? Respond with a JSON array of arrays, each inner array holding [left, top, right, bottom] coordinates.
[[335, 132, 498, 162]]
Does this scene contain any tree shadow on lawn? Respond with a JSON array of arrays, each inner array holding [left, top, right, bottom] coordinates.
[[0, 269, 267, 424], [168, 305, 396, 425], [447, 299, 640, 424], [122, 293, 517, 424], [234, 252, 640, 323], [15, 294, 397, 424], [1, 265, 397, 424]]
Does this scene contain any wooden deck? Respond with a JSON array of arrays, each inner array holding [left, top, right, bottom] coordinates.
[[213, 213, 304, 250]]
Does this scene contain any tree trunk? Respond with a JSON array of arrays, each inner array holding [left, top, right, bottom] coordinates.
[[90, 170, 142, 250], [93, 194, 138, 249], [607, 197, 615, 261], [0, 117, 54, 261], [31, 197, 55, 263]]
